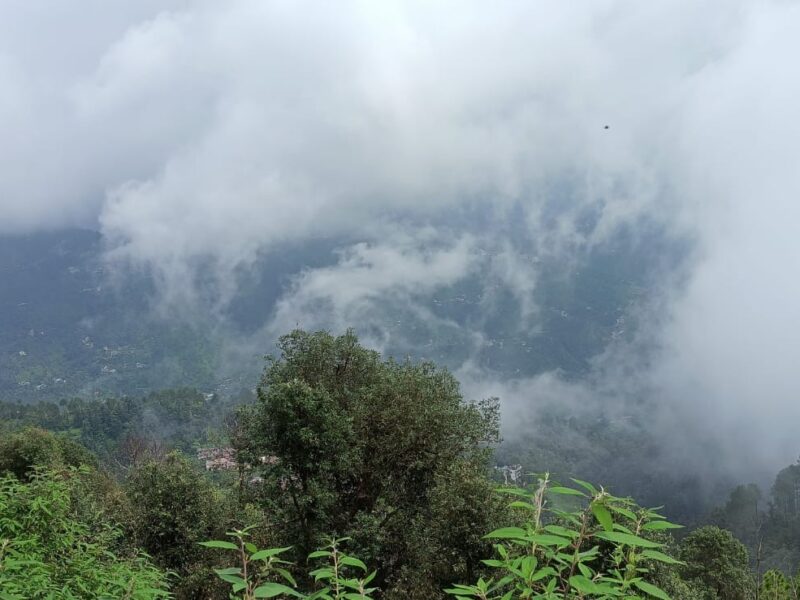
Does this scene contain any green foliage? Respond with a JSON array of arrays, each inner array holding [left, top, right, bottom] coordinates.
[[124, 451, 230, 597], [678, 526, 754, 600], [447, 473, 683, 599], [0, 468, 169, 599], [759, 569, 793, 600], [202, 529, 377, 600], [235, 329, 504, 597], [0, 426, 97, 481], [0, 388, 234, 468]]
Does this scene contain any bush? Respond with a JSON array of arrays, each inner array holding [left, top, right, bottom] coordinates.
[[0, 426, 96, 480], [0, 468, 169, 599], [448, 473, 684, 599], [124, 451, 231, 598]]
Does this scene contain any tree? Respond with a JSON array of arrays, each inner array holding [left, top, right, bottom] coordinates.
[[0, 426, 96, 481], [234, 329, 503, 598], [759, 569, 792, 599], [124, 451, 230, 599], [679, 526, 754, 599]]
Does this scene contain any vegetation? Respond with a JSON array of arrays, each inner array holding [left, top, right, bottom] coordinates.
[[4, 329, 800, 598], [0, 468, 169, 599], [233, 330, 507, 598]]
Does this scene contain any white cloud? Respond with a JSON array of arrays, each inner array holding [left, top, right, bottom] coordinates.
[[2, 0, 800, 477]]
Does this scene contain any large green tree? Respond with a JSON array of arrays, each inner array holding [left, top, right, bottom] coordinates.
[[679, 525, 754, 599], [234, 329, 506, 598]]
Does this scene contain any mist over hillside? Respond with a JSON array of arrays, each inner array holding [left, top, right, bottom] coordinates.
[[3, 0, 800, 521]]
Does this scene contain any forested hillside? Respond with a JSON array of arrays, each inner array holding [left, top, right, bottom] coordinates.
[[3, 2, 800, 597], [2, 330, 799, 599], [0, 225, 675, 403]]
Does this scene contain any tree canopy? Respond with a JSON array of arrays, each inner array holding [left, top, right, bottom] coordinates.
[[235, 329, 505, 597]]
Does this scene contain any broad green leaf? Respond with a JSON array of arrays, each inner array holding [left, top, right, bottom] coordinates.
[[641, 520, 683, 531], [218, 574, 246, 586], [641, 549, 684, 565], [525, 534, 571, 547], [595, 531, 662, 548], [530, 567, 556, 582], [253, 582, 303, 597], [544, 525, 580, 538], [251, 546, 293, 561], [277, 567, 298, 587], [633, 580, 671, 600], [548, 486, 587, 497], [570, 478, 598, 495], [340, 556, 368, 571], [607, 504, 637, 521], [591, 501, 614, 532], [198, 540, 238, 550], [569, 575, 608, 595], [485, 527, 527, 539]]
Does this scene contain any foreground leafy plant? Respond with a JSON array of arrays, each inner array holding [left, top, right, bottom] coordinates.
[[0, 468, 170, 599], [200, 526, 300, 599], [202, 530, 376, 599], [306, 537, 378, 600], [445, 473, 684, 599]]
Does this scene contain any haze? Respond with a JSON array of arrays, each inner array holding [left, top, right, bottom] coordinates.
[[2, 0, 799, 484]]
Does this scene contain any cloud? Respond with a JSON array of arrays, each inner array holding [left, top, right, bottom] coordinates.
[[266, 232, 478, 342], [2, 0, 800, 481]]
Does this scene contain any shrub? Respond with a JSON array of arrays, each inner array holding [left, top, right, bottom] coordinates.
[[0, 468, 169, 599], [447, 473, 684, 599]]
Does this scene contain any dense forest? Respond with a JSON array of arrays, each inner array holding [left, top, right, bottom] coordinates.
[[3, 329, 799, 599]]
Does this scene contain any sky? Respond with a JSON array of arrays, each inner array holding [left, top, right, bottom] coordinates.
[[2, 0, 800, 479]]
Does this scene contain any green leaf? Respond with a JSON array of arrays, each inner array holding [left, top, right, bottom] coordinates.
[[485, 527, 527, 539], [633, 580, 671, 600], [525, 534, 571, 547], [595, 531, 662, 548], [641, 520, 683, 531], [251, 546, 293, 561], [308, 550, 331, 559], [641, 549, 684, 565], [548, 486, 587, 497], [340, 556, 368, 571], [607, 504, 637, 521], [253, 582, 303, 597], [214, 567, 242, 575], [544, 525, 580, 538], [508, 501, 537, 511], [198, 540, 239, 550], [219, 574, 246, 586], [569, 575, 608, 595], [570, 478, 598, 495], [277, 567, 298, 587], [530, 567, 556, 582], [591, 501, 614, 532]]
